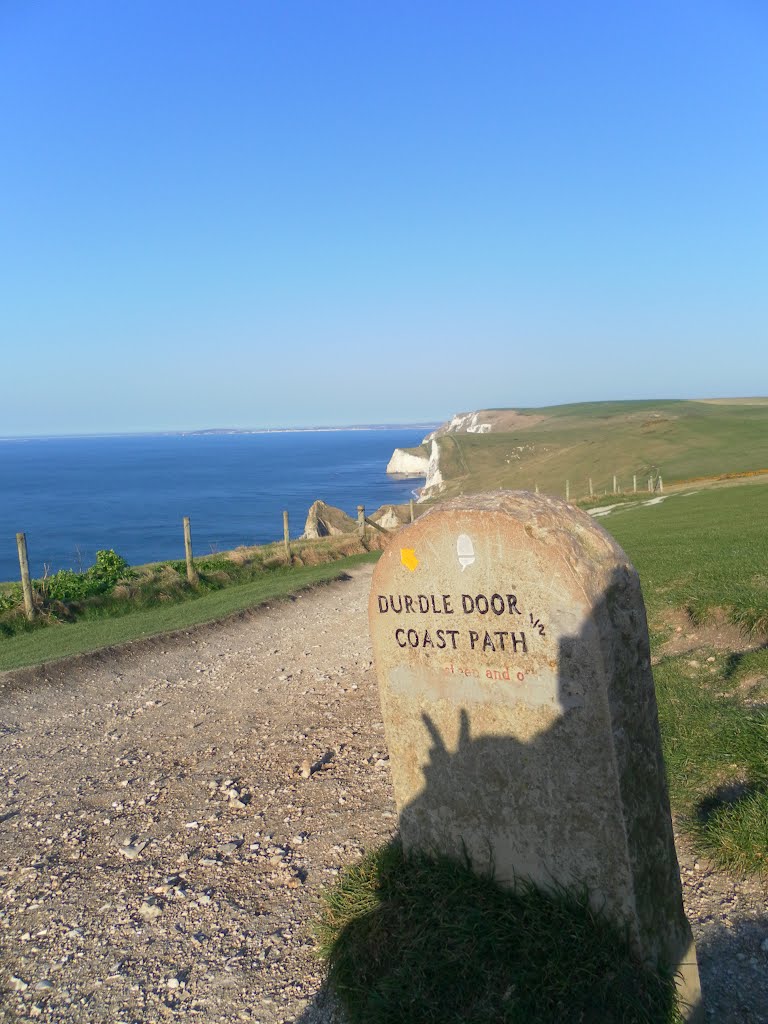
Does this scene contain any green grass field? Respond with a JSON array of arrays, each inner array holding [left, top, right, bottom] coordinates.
[[603, 484, 768, 875], [607, 483, 768, 633], [424, 399, 768, 499]]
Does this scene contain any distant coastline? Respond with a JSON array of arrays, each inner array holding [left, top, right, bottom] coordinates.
[[0, 423, 439, 442], [187, 423, 439, 436]]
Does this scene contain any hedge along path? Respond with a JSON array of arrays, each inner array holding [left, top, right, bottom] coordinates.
[[0, 553, 380, 673]]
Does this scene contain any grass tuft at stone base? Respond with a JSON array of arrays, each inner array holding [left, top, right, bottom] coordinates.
[[317, 840, 684, 1024]]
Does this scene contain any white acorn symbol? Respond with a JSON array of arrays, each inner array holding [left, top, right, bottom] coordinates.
[[456, 534, 475, 571]]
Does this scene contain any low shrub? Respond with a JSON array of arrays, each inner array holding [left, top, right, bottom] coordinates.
[[43, 568, 98, 603], [89, 548, 130, 588], [40, 549, 132, 604]]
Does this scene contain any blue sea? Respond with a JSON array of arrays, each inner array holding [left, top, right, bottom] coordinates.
[[0, 429, 430, 582]]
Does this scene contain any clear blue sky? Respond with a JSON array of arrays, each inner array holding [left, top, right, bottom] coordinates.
[[1, 1, 766, 434]]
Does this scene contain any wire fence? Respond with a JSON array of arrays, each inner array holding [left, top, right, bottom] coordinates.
[[9, 498, 417, 622]]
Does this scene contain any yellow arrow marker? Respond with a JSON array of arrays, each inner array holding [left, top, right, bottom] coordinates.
[[401, 548, 419, 571]]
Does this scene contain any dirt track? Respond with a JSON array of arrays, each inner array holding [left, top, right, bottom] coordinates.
[[1, 565, 766, 1023]]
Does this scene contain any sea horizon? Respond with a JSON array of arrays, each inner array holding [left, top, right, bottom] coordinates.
[[0, 428, 430, 582], [0, 421, 440, 442]]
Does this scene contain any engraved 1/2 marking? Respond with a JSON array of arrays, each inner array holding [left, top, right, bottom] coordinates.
[[529, 612, 546, 636]]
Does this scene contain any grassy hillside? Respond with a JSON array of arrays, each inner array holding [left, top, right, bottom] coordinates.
[[600, 481, 768, 633], [602, 484, 768, 876], [427, 399, 768, 499]]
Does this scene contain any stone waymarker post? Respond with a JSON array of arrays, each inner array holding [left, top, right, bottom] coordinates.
[[369, 491, 702, 1018]]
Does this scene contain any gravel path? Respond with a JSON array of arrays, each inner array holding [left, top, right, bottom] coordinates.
[[1, 564, 766, 1023]]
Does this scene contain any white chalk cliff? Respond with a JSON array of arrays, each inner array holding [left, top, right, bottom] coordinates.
[[418, 439, 445, 501], [424, 411, 493, 442], [386, 409, 514, 501], [386, 448, 430, 477]]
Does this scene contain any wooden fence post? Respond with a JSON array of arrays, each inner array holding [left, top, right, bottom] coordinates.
[[15, 532, 35, 621], [282, 510, 291, 561], [613, 474, 618, 494], [357, 505, 366, 539], [588, 478, 593, 498], [648, 476, 653, 493], [534, 483, 539, 495], [409, 498, 414, 523], [565, 480, 570, 502], [633, 474, 637, 493], [658, 476, 664, 493], [183, 516, 198, 585]]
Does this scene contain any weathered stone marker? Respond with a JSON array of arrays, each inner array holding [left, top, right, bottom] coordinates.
[[369, 491, 702, 1019]]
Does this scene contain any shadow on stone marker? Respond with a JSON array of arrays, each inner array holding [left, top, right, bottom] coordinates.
[[296, 570, 708, 1023]]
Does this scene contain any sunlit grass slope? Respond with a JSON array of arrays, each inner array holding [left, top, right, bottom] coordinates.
[[605, 484, 768, 875], [606, 482, 768, 633], [429, 399, 768, 498]]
